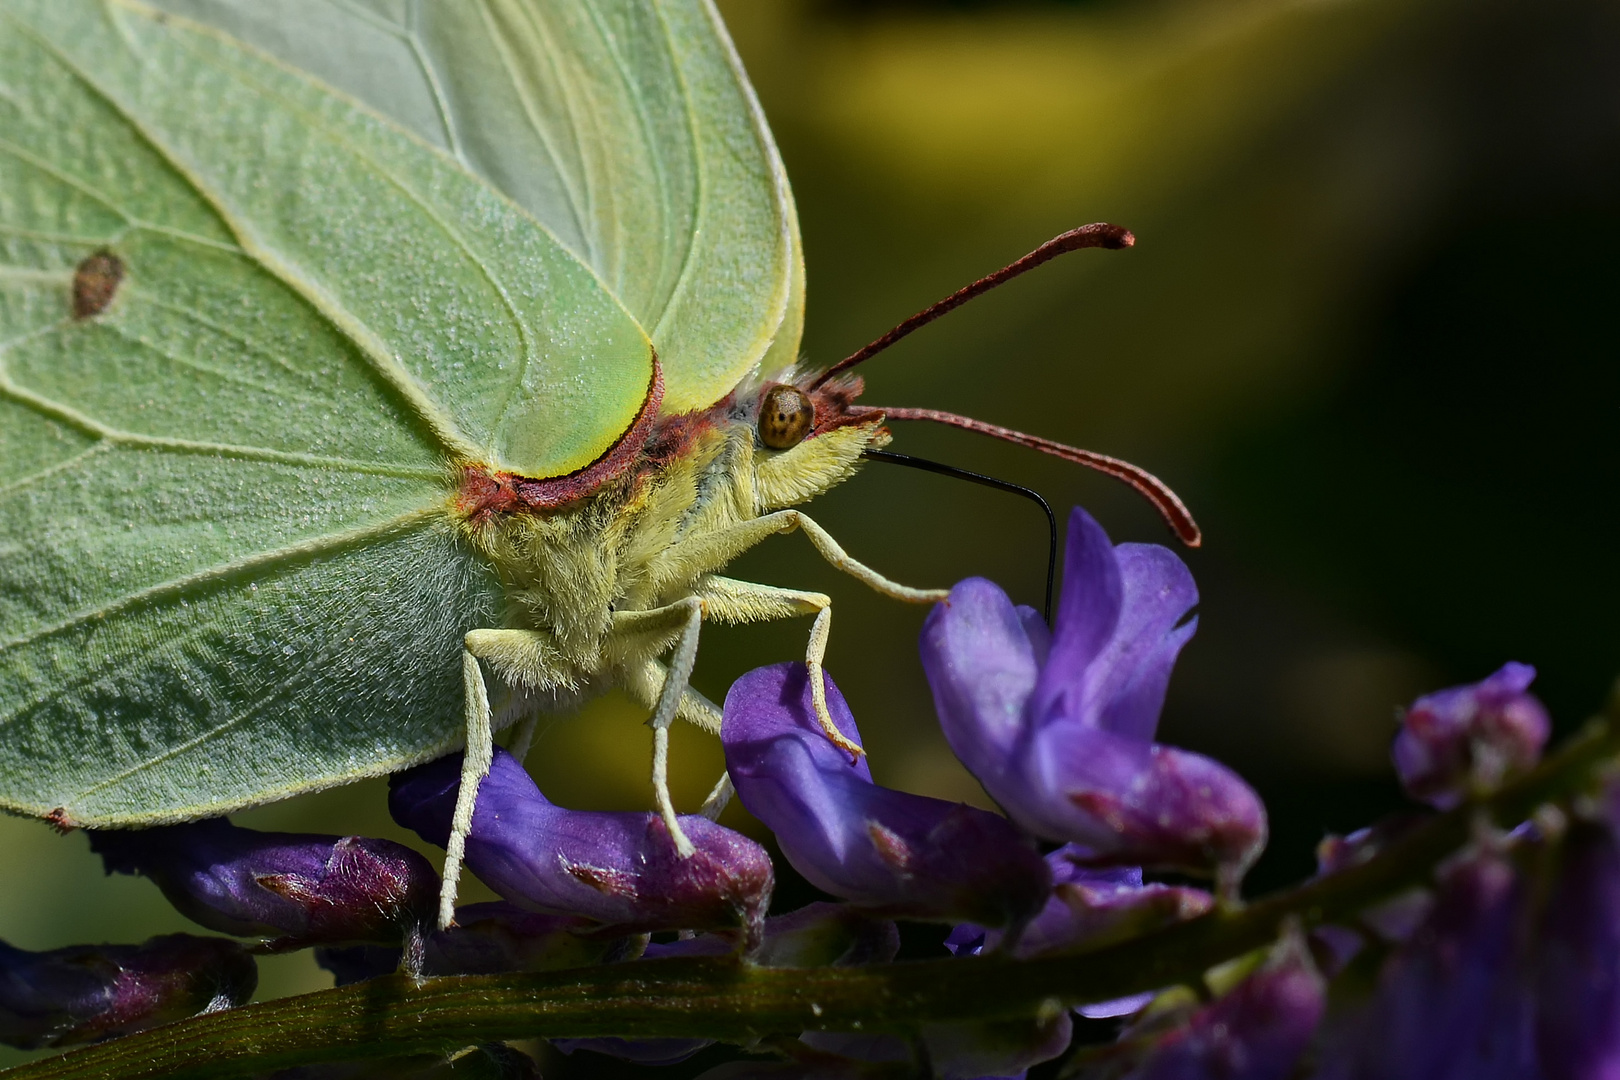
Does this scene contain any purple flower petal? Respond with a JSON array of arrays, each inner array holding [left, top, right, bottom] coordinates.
[[723, 663, 1050, 928], [921, 577, 1045, 785], [1393, 663, 1550, 809], [389, 747, 772, 943], [1086, 544, 1199, 742], [90, 820, 438, 949], [0, 934, 255, 1049], [954, 846, 1211, 962], [1026, 508, 1124, 730], [1017, 724, 1267, 876]]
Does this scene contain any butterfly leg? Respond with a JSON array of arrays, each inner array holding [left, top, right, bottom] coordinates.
[[663, 513, 947, 755], [437, 649, 494, 930], [611, 597, 708, 857], [440, 628, 579, 928], [689, 576, 858, 759]]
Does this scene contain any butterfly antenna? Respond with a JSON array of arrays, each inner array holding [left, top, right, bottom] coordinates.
[[872, 408, 1202, 547], [807, 222, 1134, 391], [863, 448, 1058, 623]]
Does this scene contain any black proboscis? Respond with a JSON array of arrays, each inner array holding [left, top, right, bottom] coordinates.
[[862, 448, 1057, 624]]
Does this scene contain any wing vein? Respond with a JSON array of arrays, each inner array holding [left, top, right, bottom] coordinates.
[[21, 9, 479, 462], [0, 507, 444, 657]]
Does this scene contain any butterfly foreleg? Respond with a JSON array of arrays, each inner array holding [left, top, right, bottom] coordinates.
[[690, 576, 858, 759], [656, 512, 948, 756]]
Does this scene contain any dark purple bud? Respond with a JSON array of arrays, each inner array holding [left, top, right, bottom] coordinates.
[[921, 509, 1266, 881], [0, 933, 255, 1049], [1107, 933, 1325, 1080], [1393, 663, 1549, 809], [1315, 846, 1538, 1080], [1535, 787, 1620, 1079], [722, 663, 1050, 928], [390, 747, 772, 944], [89, 819, 438, 950]]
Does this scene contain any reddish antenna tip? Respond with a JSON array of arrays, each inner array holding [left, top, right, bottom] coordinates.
[[808, 223, 1135, 390], [872, 407, 1202, 549]]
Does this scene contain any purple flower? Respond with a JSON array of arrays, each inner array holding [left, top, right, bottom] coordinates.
[[89, 820, 438, 950], [0, 934, 255, 1049], [1093, 933, 1324, 1080], [1535, 783, 1620, 1079], [390, 747, 773, 944], [722, 663, 1051, 928], [921, 508, 1266, 881], [1314, 845, 1540, 1080], [950, 845, 1213, 962], [1393, 663, 1550, 809]]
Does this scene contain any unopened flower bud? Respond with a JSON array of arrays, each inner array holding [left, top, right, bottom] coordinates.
[[722, 663, 1050, 928], [90, 820, 438, 950], [390, 747, 772, 943], [1393, 663, 1549, 809], [0, 934, 255, 1049]]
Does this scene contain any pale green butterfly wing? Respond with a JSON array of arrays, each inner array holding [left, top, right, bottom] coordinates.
[[140, 0, 806, 412], [0, 0, 655, 822]]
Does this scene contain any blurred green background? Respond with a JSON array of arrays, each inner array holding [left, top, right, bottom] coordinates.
[[2, 0, 1617, 1066]]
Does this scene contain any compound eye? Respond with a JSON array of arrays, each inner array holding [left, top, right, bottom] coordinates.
[[757, 384, 814, 450]]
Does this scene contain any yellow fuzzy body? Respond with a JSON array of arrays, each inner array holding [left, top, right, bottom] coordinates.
[[452, 412, 886, 718]]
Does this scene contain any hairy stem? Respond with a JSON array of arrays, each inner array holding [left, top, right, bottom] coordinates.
[[9, 708, 1618, 1080]]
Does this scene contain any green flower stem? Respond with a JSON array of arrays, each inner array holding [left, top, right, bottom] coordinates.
[[9, 709, 1619, 1080]]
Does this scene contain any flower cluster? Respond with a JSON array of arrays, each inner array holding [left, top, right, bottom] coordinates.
[[12, 504, 1619, 1080]]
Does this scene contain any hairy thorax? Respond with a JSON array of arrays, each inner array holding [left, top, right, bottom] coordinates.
[[448, 394, 886, 691]]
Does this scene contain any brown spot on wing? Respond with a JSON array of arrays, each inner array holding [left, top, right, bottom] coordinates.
[[72, 250, 124, 319], [45, 807, 76, 834]]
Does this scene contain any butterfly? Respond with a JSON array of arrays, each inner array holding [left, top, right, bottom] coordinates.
[[0, 0, 1196, 925]]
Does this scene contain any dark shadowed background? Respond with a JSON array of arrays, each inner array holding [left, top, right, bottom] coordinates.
[[2, 0, 1616, 1069]]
